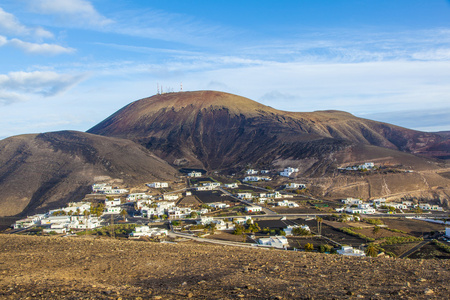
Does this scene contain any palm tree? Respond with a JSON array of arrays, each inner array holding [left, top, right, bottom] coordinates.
[[120, 209, 128, 221], [365, 245, 378, 257], [316, 217, 323, 236]]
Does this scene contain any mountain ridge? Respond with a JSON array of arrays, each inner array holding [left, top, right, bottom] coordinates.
[[88, 90, 448, 171]]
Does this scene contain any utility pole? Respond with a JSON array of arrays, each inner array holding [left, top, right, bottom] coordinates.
[[110, 213, 115, 239]]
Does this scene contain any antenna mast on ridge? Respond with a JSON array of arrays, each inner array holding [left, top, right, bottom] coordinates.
[[180, 82, 183, 92], [157, 83, 160, 95]]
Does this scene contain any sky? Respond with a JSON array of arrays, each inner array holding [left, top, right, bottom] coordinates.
[[1, 0, 450, 140]]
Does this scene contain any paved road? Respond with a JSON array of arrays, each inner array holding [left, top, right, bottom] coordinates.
[[398, 240, 430, 259], [167, 231, 260, 249]]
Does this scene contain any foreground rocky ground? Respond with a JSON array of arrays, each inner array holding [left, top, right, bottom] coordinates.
[[0, 235, 449, 299]]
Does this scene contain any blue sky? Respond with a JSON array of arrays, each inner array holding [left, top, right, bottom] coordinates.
[[1, 0, 450, 140]]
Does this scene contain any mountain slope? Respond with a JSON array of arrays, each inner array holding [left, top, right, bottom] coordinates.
[[0, 131, 177, 217], [88, 91, 448, 171]]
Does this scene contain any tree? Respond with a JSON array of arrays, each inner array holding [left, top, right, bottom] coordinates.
[[365, 245, 378, 257], [120, 209, 128, 221], [189, 211, 198, 219], [372, 226, 381, 236], [316, 217, 323, 236], [304, 243, 314, 251]]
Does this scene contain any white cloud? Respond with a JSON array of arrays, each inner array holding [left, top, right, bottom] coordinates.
[[29, 0, 113, 27], [0, 7, 53, 39], [0, 91, 25, 105], [8, 38, 75, 55], [0, 71, 86, 97]]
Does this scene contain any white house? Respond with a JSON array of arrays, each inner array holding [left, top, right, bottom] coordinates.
[[105, 198, 121, 207], [13, 214, 46, 229], [258, 236, 289, 249], [371, 198, 386, 207], [224, 183, 239, 189], [196, 185, 214, 191], [233, 216, 253, 225], [237, 192, 253, 200], [127, 193, 151, 202], [209, 202, 229, 209], [129, 226, 168, 238], [92, 183, 112, 193], [43, 223, 67, 234], [147, 182, 169, 189], [280, 167, 299, 177], [197, 216, 214, 225], [261, 170, 270, 174], [188, 171, 202, 177], [445, 228, 450, 238], [358, 162, 375, 170], [277, 200, 299, 208], [341, 198, 363, 205], [246, 169, 258, 175], [245, 206, 262, 213], [243, 176, 271, 182], [62, 202, 91, 215], [337, 246, 366, 257], [163, 194, 179, 201], [285, 183, 306, 189]]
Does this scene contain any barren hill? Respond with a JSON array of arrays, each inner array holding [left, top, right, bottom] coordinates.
[[88, 91, 449, 171], [1, 234, 449, 299], [0, 131, 177, 217]]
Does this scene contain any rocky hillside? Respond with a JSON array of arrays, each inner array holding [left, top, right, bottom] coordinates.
[[0, 131, 177, 217], [0, 234, 448, 299], [88, 91, 449, 171]]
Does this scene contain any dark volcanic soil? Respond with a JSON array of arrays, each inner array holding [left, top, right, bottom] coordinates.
[[1, 234, 449, 299]]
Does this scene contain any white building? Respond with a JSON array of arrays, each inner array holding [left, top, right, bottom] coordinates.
[[358, 162, 374, 170], [371, 198, 386, 206], [13, 214, 46, 229], [446, 228, 450, 238], [237, 192, 253, 200], [285, 183, 306, 189], [147, 182, 169, 189], [129, 226, 168, 238], [246, 169, 258, 175], [163, 194, 179, 201], [341, 198, 363, 205], [243, 176, 271, 182], [105, 198, 121, 207], [258, 236, 289, 249], [245, 206, 262, 213], [92, 183, 112, 193], [196, 185, 214, 191], [280, 167, 299, 177], [61, 202, 91, 214], [188, 171, 202, 177], [277, 200, 299, 208], [209, 202, 230, 209], [224, 183, 239, 189], [337, 246, 366, 257], [127, 193, 151, 202]]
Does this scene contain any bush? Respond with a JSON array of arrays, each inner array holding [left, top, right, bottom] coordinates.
[[366, 218, 383, 226], [340, 227, 375, 242], [433, 239, 450, 253], [381, 236, 423, 245]]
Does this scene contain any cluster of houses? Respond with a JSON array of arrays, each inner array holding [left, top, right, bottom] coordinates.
[[92, 183, 129, 194], [13, 201, 102, 233], [241, 167, 300, 181], [338, 162, 375, 171], [337, 197, 444, 215]]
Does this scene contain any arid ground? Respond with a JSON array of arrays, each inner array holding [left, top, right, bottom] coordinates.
[[0, 234, 449, 299]]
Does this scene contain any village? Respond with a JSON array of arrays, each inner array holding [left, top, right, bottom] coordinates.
[[9, 164, 450, 259]]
